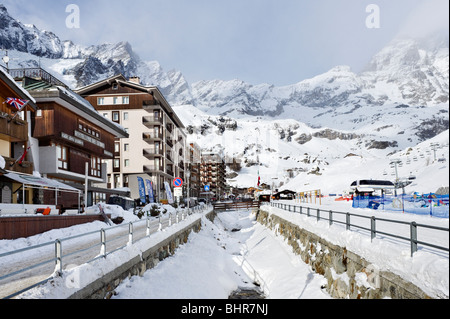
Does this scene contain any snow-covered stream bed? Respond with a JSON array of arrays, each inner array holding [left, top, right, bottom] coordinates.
[[111, 209, 331, 299]]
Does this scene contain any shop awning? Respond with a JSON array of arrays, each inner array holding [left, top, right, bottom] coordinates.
[[3, 172, 80, 192]]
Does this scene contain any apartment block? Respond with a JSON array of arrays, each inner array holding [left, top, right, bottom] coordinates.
[[200, 152, 226, 200], [187, 142, 202, 198], [76, 75, 187, 203]]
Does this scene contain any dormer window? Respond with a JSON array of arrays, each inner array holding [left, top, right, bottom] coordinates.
[[112, 83, 118, 90]]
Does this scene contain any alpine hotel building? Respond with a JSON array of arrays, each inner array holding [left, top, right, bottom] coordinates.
[[76, 75, 187, 203]]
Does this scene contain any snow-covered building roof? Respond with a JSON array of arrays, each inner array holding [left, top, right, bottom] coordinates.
[[0, 66, 37, 110], [13, 69, 128, 139]]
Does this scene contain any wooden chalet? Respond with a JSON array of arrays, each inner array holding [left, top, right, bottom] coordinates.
[[7, 68, 129, 209], [1, 66, 38, 205]]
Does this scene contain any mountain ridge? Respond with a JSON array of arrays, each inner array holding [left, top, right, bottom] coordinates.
[[1, 3, 449, 190]]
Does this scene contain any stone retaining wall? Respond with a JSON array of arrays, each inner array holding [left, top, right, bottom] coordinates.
[[257, 209, 432, 299]]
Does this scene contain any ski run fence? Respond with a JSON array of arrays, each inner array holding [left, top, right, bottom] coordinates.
[[269, 201, 449, 258], [352, 194, 449, 218]]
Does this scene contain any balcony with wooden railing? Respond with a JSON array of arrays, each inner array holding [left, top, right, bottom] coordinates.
[[0, 112, 28, 142], [2, 156, 34, 175]]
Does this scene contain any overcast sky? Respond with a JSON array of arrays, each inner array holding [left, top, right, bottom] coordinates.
[[2, 0, 449, 86]]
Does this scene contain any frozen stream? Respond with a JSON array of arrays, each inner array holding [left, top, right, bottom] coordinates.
[[112, 209, 331, 299]]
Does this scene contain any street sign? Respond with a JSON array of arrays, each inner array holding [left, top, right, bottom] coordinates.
[[174, 187, 183, 197], [204, 185, 210, 191], [173, 178, 183, 188]]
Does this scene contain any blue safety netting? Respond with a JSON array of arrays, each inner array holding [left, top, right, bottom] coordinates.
[[352, 193, 449, 218]]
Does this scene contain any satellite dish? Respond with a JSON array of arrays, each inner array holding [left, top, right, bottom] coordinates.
[[2, 55, 10, 64]]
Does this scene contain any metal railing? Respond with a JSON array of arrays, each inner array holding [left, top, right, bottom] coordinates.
[[269, 202, 449, 258], [8, 68, 68, 88], [0, 205, 212, 299]]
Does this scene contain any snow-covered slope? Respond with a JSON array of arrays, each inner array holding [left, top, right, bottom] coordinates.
[[174, 104, 449, 193]]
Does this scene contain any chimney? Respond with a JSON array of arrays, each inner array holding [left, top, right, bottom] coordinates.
[[129, 76, 141, 84]]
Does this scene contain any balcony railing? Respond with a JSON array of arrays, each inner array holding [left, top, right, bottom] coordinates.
[[166, 153, 174, 163], [8, 68, 67, 88], [143, 148, 164, 159], [2, 157, 34, 175], [0, 113, 28, 142], [143, 132, 163, 142], [166, 138, 174, 148], [142, 116, 163, 127], [142, 100, 161, 112], [144, 165, 164, 173]]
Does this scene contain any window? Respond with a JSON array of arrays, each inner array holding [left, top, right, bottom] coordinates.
[[124, 159, 130, 167], [113, 97, 119, 105], [124, 144, 130, 152], [112, 83, 118, 90], [56, 144, 68, 170], [98, 97, 105, 105], [91, 156, 101, 177], [78, 120, 101, 139], [114, 159, 120, 169], [114, 142, 120, 153], [103, 113, 108, 118], [123, 112, 129, 121], [112, 111, 120, 123], [122, 96, 129, 104]]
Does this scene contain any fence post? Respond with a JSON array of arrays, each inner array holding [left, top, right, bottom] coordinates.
[[410, 222, 418, 257], [371, 217, 376, 242], [317, 209, 320, 222], [101, 229, 106, 258], [346, 213, 350, 231], [55, 239, 62, 276], [329, 210, 333, 226], [307, 207, 310, 217], [128, 222, 133, 245], [146, 216, 151, 237]]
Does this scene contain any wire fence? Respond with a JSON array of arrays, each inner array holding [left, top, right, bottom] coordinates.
[[0, 205, 212, 299], [269, 202, 449, 258]]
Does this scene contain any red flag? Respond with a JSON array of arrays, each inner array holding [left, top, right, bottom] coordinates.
[[11, 146, 30, 167], [257, 170, 261, 187]]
